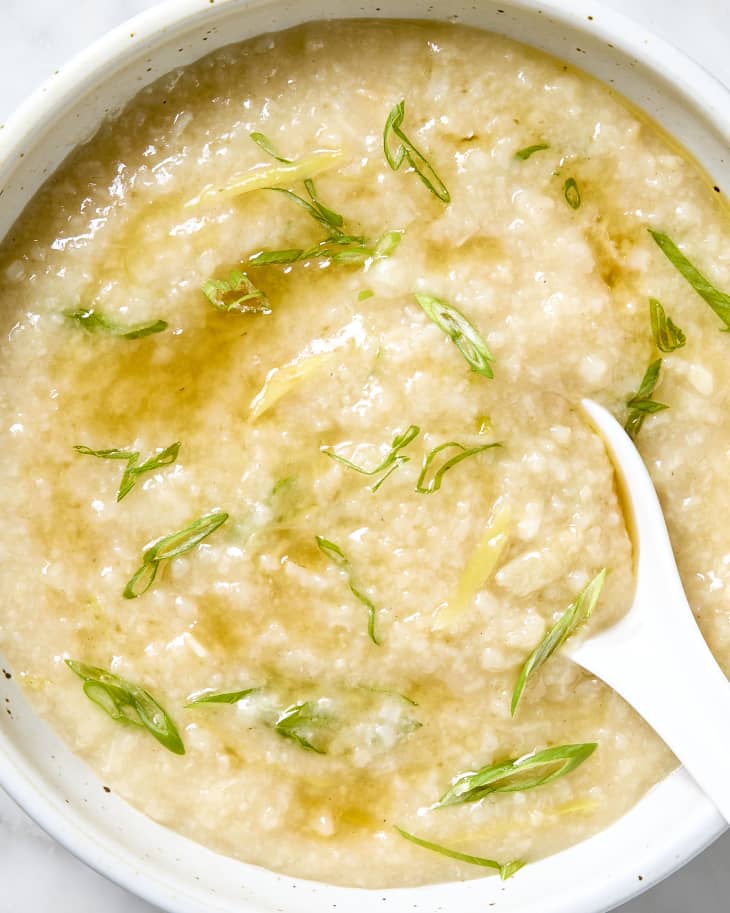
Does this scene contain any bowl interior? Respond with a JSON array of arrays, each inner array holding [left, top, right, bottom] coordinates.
[[0, 2, 727, 912]]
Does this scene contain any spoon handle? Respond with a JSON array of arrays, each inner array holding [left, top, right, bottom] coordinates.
[[571, 582, 730, 824], [571, 400, 730, 824]]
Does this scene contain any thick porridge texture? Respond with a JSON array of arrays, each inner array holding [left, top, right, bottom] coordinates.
[[0, 19, 729, 888]]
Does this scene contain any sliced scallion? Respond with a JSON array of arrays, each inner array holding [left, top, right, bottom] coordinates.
[[322, 425, 420, 491], [648, 229, 730, 331], [274, 700, 331, 753], [393, 827, 523, 880], [66, 660, 184, 755], [563, 177, 581, 210], [515, 143, 550, 160], [202, 270, 271, 314], [416, 441, 500, 494], [249, 131, 292, 163], [649, 298, 686, 353], [123, 510, 229, 599], [316, 535, 382, 645], [624, 358, 668, 440], [383, 100, 451, 203], [74, 441, 181, 502], [414, 293, 494, 378], [65, 309, 167, 340], [436, 743, 597, 807], [186, 687, 260, 706], [511, 569, 607, 716]]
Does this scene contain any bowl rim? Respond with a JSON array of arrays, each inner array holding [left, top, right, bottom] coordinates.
[[0, 1, 728, 912]]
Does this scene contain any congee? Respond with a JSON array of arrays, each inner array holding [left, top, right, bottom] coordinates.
[[0, 18, 728, 888]]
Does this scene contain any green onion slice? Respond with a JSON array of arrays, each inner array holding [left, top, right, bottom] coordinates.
[[274, 700, 330, 753], [66, 660, 184, 754], [393, 827, 523, 880], [511, 569, 607, 715], [414, 293, 494, 378], [119, 441, 181, 501], [383, 100, 451, 203], [357, 684, 418, 706], [624, 358, 669, 440], [186, 687, 260, 706], [563, 177, 581, 210], [303, 178, 345, 231], [65, 308, 167, 340], [265, 185, 345, 236], [514, 143, 550, 160], [249, 248, 305, 265], [74, 441, 180, 502], [436, 743, 597, 807], [249, 131, 292, 163], [249, 231, 401, 269], [648, 228, 730, 330], [249, 240, 376, 266], [322, 424, 420, 491], [249, 169, 402, 267], [649, 298, 686, 353], [416, 441, 500, 494], [73, 446, 136, 461], [316, 535, 382, 645], [202, 270, 271, 314], [124, 510, 229, 599]]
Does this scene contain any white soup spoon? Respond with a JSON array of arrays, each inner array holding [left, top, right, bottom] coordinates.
[[565, 399, 730, 824]]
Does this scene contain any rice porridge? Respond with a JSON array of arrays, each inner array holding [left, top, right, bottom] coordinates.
[[0, 19, 728, 888]]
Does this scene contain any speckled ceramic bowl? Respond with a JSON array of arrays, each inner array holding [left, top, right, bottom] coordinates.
[[0, 1, 727, 911]]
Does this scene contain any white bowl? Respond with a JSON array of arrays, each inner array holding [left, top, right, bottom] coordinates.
[[0, 1, 728, 911]]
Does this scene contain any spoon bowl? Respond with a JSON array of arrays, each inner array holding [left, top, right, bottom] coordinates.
[[568, 399, 730, 823]]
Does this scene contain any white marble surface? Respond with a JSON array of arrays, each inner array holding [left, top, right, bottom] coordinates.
[[0, 1, 729, 911]]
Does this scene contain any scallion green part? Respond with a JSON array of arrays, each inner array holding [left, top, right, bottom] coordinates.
[[322, 424, 420, 491], [248, 169, 402, 267], [274, 700, 331, 753], [202, 270, 271, 314], [416, 441, 501, 494], [74, 441, 181, 502], [65, 660, 184, 754], [383, 100, 451, 203], [436, 743, 598, 807], [414, 293, 494, 378], [316, 535, 382, 645], [249, 248, 305, 265], [357, 684, 419, 706], [624, 358, 669, 440], [264, 185, 346, 236], [372, 230, 403, 258], [393, 827, 523, 880], [73, 446, 136, 461], [65, 308, 167, 340], [648, 229, 730, 331], [186, 687, 260, 706], [511, 569, 607, 715], [124, 510, 229, 599], [303, 178, 345, 231], [121, 442, 181, 500], [649, 298, 685, 352], [249, 232, 402, 268], [515, 143, 550, 160], [563, 177, 581, 209], [249, 131, 292, 163]]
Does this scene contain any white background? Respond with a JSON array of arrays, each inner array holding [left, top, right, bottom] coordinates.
[[0, 1, 728, 911]]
